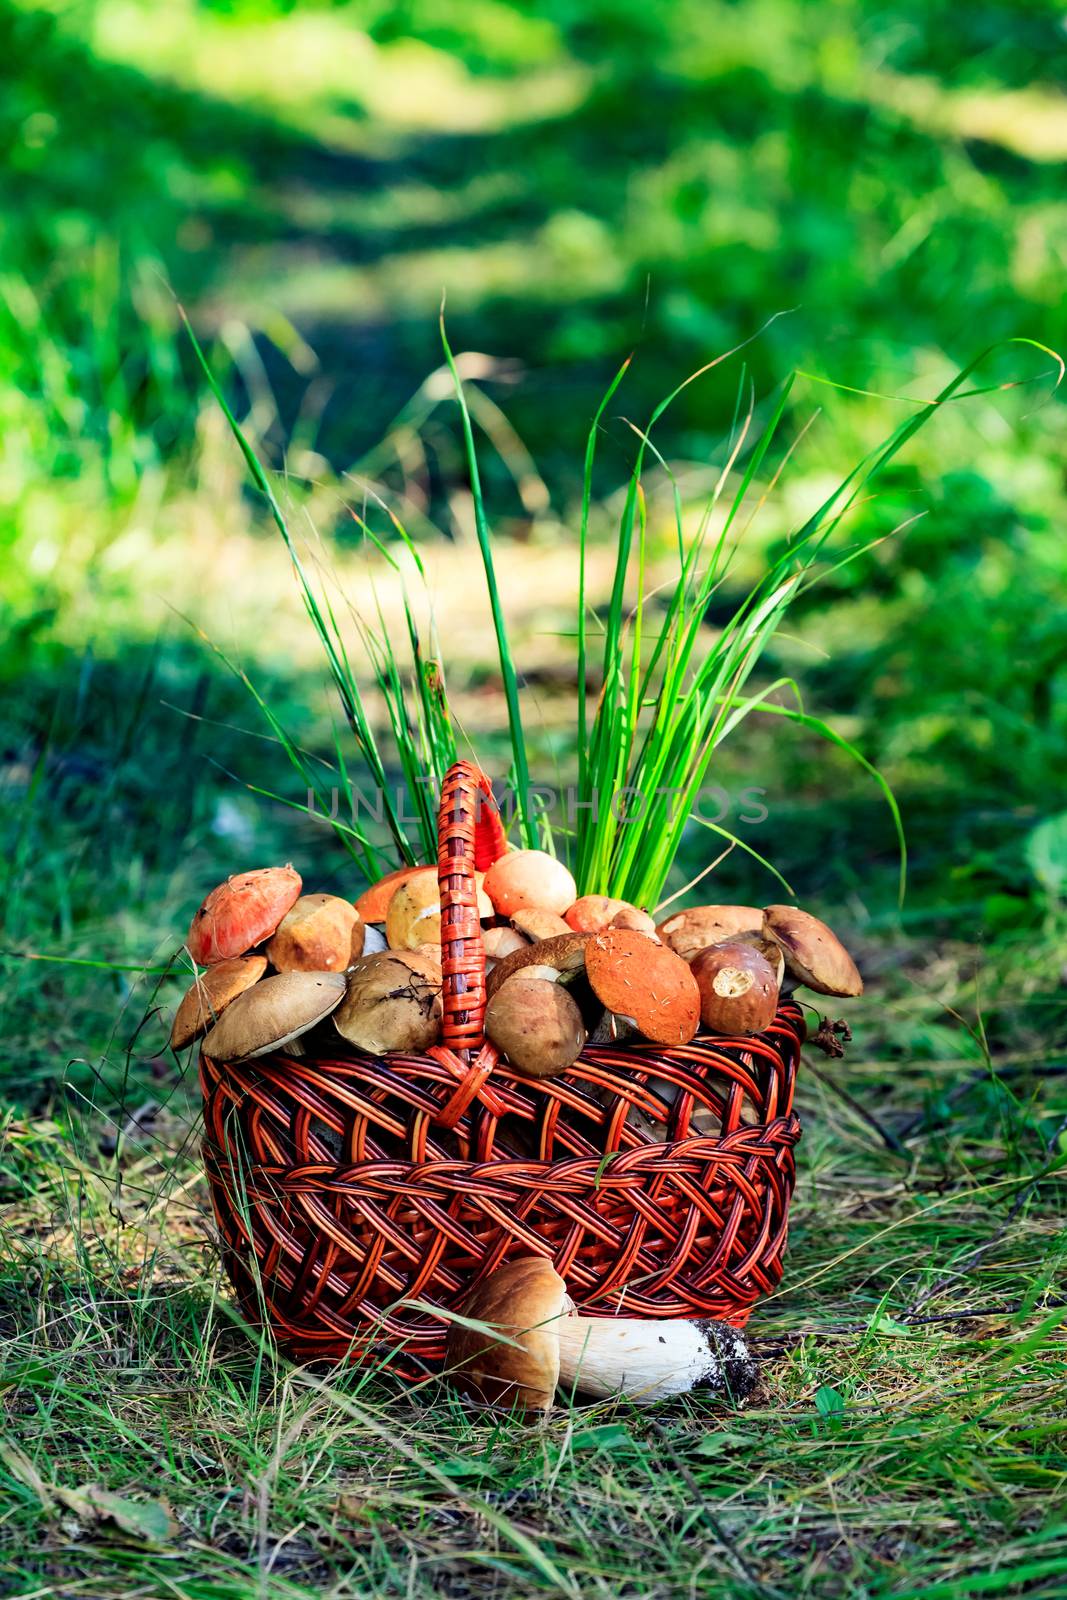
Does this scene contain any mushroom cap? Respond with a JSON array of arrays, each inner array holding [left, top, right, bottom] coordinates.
[[202, 971, 344, 1060], [586, 929, 700, 1045], [483, 926, 530, 960], [656, 904, 762, 962], [169, 956, 267, 1051], [483, 851, 577, 918], [355, 866, 425, 925], [385, 868, 492, 950], [446, 1257, 570, 1412], [333, 952, 442, 1054], [728, 930, 786, 985], [763, 905, 863, 997], [486, 931, 592, 999], [609, 906, 658, 938], [187, 866, 302, 965], [511, 908, 572, 942], [690, 942, 780, 1035], [266, 893, 360, 973], [402, 945, 444, 981], [564, 895, 630, 932], [485, 973, 587, 1078]]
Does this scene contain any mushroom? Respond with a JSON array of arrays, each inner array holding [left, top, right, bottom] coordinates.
[[483, 926, 530, 960], [169, 955, 267, 1051], [360, 924, 387, 956], [266, 893, 361, 973], [486, 931, 593, 999], [446, 1257, 757, 1412], [201, 971, 345, 1060], [690, 941, 780, 1035], [187, 866, 302, 965], [763, 905, 863, 997], [656, 904, 762, 962], [385, 868, 492, 950], [355, 866, 425, 925], [485, 974, 587, 1078], [726, 929, 786, 985], [483, 851, 577, 918], [333, 953, 442, 1054], [511, 908, 572, 943], [585, 929, 700, 1046], [609, 906, 659, 938], [564, 895, 630, 932]]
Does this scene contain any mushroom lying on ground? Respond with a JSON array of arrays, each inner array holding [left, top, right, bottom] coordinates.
[[385, 868, 492, 950], [690, 941, 780, 1035], [332, 952, 442, 1054], [201, 971, 345, 1059], [485, 973, 587, 1078], [511, 908, 572, 943], [187, 867, 302, 965], [483, 850, 577, 917], [267, 893, 361, 973], [656, 904, 762, 962], [586, 928, 700, 1045], [169, 956, 267, 1051], [446, 1257, 757, 1411], [763, 905, 863, 997]]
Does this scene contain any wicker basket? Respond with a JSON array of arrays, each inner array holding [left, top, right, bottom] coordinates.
[[201, 760, 804, 1368]]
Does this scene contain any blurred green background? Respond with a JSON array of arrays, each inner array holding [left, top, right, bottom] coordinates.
[[3, 7, 1067, 1594], [2, 0, 1066, 1098]]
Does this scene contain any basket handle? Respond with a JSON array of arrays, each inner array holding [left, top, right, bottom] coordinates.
[[437, 761, 508, 1056]]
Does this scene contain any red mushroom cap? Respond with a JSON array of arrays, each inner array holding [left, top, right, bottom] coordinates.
[[187, 867, 302, 965]]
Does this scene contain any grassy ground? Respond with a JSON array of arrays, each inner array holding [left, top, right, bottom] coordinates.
[[1, 902, 1065, 1597], [3, 0, 1067, 1594]]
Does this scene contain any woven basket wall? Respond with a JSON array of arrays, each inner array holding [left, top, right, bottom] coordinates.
[[201, 761, 804, 1368]]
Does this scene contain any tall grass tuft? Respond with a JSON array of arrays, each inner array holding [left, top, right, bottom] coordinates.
[[189, 317, 1059, 900]]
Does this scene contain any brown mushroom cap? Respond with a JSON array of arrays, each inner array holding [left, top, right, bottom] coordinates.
[[483, 851, 577, 917], [690, 942, 780, 1035], [187, 866, 302, 965], [763, 905, 863, 997], [564, 895, 630, 932], [355, 866, 424, 924], [446, 1257, 570, 1412], [511, 908, 572, 942], [333, 953, 442, 1054], [266, 893, 360, 973], [201, 971, 344, 1060], [727, 930, 786, 984], [486, 931, 592, 998], [485, 973, 587, 1078], [169, 956, 267, 1051], [656, 904, 762, 962], [585, 929, 700, 1045]]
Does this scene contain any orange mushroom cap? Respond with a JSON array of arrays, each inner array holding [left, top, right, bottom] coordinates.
[[585, 928, 700, 1045], [187, 867, 302, 965], [564, 895, 630, 932], [355, 866, 425, 925]]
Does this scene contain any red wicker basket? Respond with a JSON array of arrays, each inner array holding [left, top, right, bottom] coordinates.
[[201, 761, 804, 1369]]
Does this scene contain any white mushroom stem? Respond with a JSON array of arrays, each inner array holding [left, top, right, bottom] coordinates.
[[555, 1304, 744, 1402]]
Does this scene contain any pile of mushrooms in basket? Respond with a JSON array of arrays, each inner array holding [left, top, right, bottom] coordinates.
[[176, 841, 863, 1415]]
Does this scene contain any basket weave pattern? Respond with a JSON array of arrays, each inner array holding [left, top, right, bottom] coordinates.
[[201, 761, 805, 1366]]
